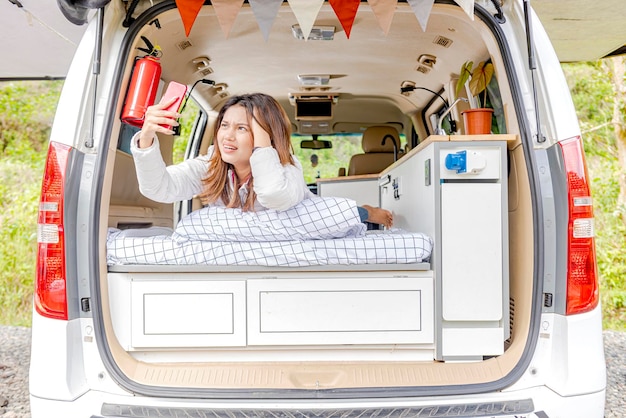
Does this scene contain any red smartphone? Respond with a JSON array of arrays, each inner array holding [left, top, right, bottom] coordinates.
[[159, 81, 188, 128]]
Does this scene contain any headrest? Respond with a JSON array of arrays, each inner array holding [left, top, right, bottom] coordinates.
[[362, 126, 400, 153]]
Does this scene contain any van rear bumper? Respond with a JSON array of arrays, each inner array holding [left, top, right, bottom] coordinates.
[[29, 386, 606, 418]]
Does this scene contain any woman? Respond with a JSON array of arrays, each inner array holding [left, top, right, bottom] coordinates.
[[131, 92, 393, 227]]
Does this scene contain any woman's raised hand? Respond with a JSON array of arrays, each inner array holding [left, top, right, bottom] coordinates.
[[137, 96, 181, 148], [251, 113, 272, 148]]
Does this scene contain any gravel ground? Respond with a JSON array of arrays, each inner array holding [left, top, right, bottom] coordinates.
[[0, 326, 30, 418], [603, 330, 626, 418], [0, 326, 623, 417]]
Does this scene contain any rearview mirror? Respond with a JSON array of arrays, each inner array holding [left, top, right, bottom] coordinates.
[[300, 139, 332, 149]]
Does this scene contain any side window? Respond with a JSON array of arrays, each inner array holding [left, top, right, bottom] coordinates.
[[117, 123, 141, 154], [172, 97, 205, 221], [173, 96, 202, 164], [115, 93, 202, 161], [485, 75, 506, 134]]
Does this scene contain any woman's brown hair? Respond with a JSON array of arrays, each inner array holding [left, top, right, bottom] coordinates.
[[199, 93, 294, 211]]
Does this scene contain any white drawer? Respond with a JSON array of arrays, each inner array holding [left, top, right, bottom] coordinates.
[[130, 279, 247, 348], [247, 276, 434, 346]]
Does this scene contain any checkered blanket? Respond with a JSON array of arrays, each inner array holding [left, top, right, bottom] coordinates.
[[106, 197, 433, 267], [172, 196, 366, 242]]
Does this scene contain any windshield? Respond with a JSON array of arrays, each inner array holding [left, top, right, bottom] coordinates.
[[292, 133, 406, 185]]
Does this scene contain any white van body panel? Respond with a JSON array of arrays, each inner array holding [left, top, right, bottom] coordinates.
[[544, 308, 607, 396], [48, 25, 97, 149], [30, 1, 607, 416], [28, 314, 89, 401]]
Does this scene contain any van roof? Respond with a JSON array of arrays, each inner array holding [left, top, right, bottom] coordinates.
[[0, 0, 624, 80]]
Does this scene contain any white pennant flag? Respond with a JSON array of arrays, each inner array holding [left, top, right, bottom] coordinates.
[[249, 0, 284, 41], [287, 0, 324, 41], [407, 0, 435, 31], [454, 0, 475, 20]]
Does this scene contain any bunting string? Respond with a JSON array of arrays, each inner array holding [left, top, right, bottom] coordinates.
[[174, 0, 475, 39]]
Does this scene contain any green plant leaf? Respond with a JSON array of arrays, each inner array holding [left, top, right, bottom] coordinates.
[[456, 61, 473, 97], [468, 61, 494, 100]]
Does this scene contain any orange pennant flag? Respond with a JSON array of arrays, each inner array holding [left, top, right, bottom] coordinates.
[[212, 0, 245, 38], [368, 0, 397, 35], [329, 0, 361, 38], [175, 0, 205, 37]]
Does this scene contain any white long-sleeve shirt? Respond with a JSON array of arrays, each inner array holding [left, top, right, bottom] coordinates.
[[130, 134, 313, 211]]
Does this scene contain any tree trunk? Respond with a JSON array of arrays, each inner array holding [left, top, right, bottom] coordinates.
[[608, 56, 626, 221]]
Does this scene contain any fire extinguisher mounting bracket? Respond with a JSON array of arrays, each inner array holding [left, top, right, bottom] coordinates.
[[137, 35, 162, 58]]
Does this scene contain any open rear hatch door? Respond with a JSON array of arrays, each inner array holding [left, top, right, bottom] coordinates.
[[531, 0, 626, 61], [4, 0, 623, 82], [0, 0, 101, 80]]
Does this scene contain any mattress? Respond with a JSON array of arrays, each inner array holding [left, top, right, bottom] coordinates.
[[107, 228, 432, 267], [106, 197, 433, 267]]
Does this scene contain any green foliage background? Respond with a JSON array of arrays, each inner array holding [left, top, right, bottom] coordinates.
[[0, 80, 63, 326], [562, 62, 626, 329], [1, 65, 624, 329]]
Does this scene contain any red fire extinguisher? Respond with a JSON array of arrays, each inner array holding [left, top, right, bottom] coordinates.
[[121, 36, 162, 128]]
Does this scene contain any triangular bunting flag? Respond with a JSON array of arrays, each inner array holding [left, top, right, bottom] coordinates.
[[175, 0, 205, 37], [329, 0, 361, 38], [212, 0, 245, 38], [454, 0, 475, 20], [368, 0, 397, 35], [174, 0, 465, 41], [287, 0, 324, 41], [249, 0, 284, 41], [407, 0, 435, 31]]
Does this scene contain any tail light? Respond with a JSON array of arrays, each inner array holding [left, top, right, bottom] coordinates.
[[559, 136, 599, 315], [35, 142, 72, 320]]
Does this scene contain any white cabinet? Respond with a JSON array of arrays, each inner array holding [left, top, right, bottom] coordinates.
[[380, 137, 509, 360], [317, 174, 380, 206], [108, 271, 434, 351]]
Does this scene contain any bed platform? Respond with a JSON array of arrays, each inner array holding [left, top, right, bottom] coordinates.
[[105, 136, 513, 361], [108, 270, 435, 352], [105, 196, 435, 354]]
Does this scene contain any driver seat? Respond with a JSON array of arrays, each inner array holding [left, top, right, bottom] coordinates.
[[347, 126, 400, 176]]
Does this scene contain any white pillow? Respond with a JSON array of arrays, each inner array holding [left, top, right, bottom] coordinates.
[[173, 196, 366, 242]]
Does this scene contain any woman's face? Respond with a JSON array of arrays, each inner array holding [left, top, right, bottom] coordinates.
[[216, 104, 254, 175]]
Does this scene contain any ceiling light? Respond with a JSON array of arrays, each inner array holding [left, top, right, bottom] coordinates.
[[298, 74, 331, 86], [291, 25, 335, 41]]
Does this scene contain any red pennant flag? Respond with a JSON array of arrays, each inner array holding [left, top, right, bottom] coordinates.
[[329, 0, 361, 38], [175, 0, 205, 37]]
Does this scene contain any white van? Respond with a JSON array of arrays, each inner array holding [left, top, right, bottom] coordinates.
[[29, 0, 607, 417]]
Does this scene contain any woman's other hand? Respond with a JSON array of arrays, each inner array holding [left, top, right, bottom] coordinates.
[[137, 96, 181, 148]]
